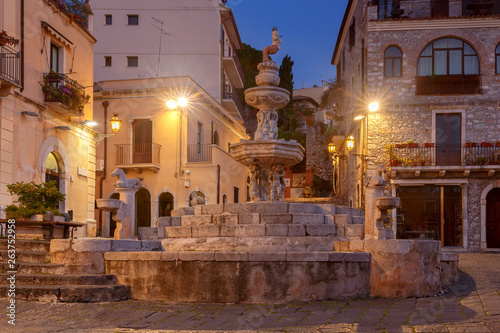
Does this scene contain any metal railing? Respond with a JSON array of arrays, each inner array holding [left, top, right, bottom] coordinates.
[[374, 0, 500, 20], [390, 144, 500, 167], [223, 85, 244, 112], [48, 0, 90, 30], [115, 143, 161, 165], [0, 45, 21, 86], [43, 72, 87, 113], [187, 144, 212, 163], [416, 75, 481, 95], [223, 42, 245, 82]]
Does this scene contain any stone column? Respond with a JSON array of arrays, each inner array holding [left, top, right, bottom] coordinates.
[[365, 185, 384, 240], [115, 187, 138, 239]]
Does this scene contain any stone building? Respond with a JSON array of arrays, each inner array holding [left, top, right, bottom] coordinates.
[[0, 0, 98, 235], [90, 0, 249, 237], [331, 0, 500, 251]]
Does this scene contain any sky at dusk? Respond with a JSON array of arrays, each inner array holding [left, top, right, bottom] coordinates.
[[228, 0, 349, 89]]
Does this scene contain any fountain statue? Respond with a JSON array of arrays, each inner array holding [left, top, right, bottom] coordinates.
[[96, 169, 142, 239], [231, 27, 304, 201]]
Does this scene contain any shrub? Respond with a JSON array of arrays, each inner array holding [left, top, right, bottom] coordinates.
[[6, 181, 65, 219]]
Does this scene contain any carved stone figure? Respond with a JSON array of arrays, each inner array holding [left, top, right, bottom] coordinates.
[[263, 27, 282, 62], [111, 168, 141, 189], [249, 164, 261, 202], [255, 110, 278, 140], [269, 164, 286, 201], [367, 165, 385, 187], [190, 192, 205, 206]]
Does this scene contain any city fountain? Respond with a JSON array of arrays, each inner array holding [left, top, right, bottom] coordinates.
[[231, 27, 304, 201]]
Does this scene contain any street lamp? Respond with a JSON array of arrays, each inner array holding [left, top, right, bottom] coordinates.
[[346, 135, 355, 152], [110, 114, 121, 134], [167, 97, 189, 110], [328, 142, 336, 155], [369, 102, 379, 112]]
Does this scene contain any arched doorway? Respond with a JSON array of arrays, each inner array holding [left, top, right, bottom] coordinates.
[[486, 188, 500, 248], [158, 192, 174, 217], [108, 192, 120, 238], [135, 188, 151, 236], [45, 152, 60, 187]]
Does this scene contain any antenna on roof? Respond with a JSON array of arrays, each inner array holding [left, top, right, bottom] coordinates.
[[151, 17, 171, 77]]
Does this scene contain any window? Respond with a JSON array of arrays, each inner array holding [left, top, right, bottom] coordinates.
[[132, 119, 152, 163], [384, 46, 402, 77], [158, 192, 174, 217], [432, 0, 449, 17], [348, 19, 355, 50], [127, 56, 138, 67], [104, 56, 112, 67], [197, 122, 203, 153], [45, 152, 59, 187], [418, 38, 479, 76], [496, 44, 500, 74], [105, 15, 112, 25], [50, 43, 60, 73], [233, 186, 239, 203], [128, 15, 139, 25], [416, 38, 480, 94]]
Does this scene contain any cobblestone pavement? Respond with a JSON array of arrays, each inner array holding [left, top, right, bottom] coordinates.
[[2, 253, 500, 332]]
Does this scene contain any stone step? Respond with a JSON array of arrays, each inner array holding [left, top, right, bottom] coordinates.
[[0, 284, 130, 302], [160, 236, 338, 252], [0, 273, 117, 286], [0, 250, 50, 264], [160, 224, 336, 239], [345, 224, 365, 240], [0, 239, 51, 252], [0, 262, 67, 274]]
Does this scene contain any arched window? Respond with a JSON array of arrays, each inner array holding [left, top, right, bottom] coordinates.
[[496, 44, 500, 74], [158, 192, 174, 217], [416, 38, 480, 94], [417, 38, 479, 76], [384, 46, 402, 77], [45, 152, 59, 188]]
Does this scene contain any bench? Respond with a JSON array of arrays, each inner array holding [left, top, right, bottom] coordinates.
[[0, 219, 86, 239]]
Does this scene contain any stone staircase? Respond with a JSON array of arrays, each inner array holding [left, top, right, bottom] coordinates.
[[139, 202, 365, 252], [0, 239, 130, 302]]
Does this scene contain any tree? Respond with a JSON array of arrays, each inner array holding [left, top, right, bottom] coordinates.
[[278, 55, 295, 132]]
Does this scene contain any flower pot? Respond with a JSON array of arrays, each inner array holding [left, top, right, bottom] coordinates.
[[408, 143, 418, 148], [496, 143, 500, 147], [481, 142, 493, 147], [465, 142, 477, 148], [396, 144, 408, 148], [424, 143, 435, 148]]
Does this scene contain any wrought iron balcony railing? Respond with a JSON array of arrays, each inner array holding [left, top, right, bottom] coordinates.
[[223, 42, 245, 83], [42, 72, 89, 114], [187, 144, 212, 163], [223, 86, 244, 112], [48, 0, 91, 30], [0, 45, 21, 87], [115, 143, 161, 165], [374, 0, 500, 20], [416, 75, 481, 95], [389, 144, 500, 167]]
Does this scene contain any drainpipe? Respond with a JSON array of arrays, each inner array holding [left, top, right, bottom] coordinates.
[[98, 101, 109, 237], [217, 165, 220, 204], [20, 0, 24, 92]]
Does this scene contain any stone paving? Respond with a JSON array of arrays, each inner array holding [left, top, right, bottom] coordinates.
[[1, 253, 500, 332]]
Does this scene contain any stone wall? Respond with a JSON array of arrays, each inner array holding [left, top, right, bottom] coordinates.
[[306, 126, 334, 183], [105, 251, 371, 303]]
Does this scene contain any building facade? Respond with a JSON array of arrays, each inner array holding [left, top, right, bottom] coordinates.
[[90, 0, 248, 236], [332, 0, 500, 251], [0, 0, 97, 235]]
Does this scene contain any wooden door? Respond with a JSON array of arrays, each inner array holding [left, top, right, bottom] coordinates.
[[486, 188, 500, 248]]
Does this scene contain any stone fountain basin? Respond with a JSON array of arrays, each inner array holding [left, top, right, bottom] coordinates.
[[244, 86, 290, 110], [231, 139, 304, 168], [375, 197, 400, 211], [96, 198, 121, 212]]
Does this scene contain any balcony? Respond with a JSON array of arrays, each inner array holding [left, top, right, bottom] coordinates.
[[416, 75, 481, 95], [389, 143, 500, 177], [115, 143, 161, 172], [47, 0, 91, 30], [42, 72, 89, 116], [374, 0, 500, 20], [223, 42, 244, 89], [187, 144, 212, 163], [0, 45, 21, 88], [222, 87, 244, 123]]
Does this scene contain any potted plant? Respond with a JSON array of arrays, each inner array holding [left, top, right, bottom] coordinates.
[[0, 30, 20, 46], [465, 142, 478, 147], [5, 181, 65, 220], [481, 142, 493, 147], [475, 157, 489, 165], [407, 141, 418, 148]]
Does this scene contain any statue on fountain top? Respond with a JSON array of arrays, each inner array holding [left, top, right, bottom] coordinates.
[[263, 27, 282, 62]]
